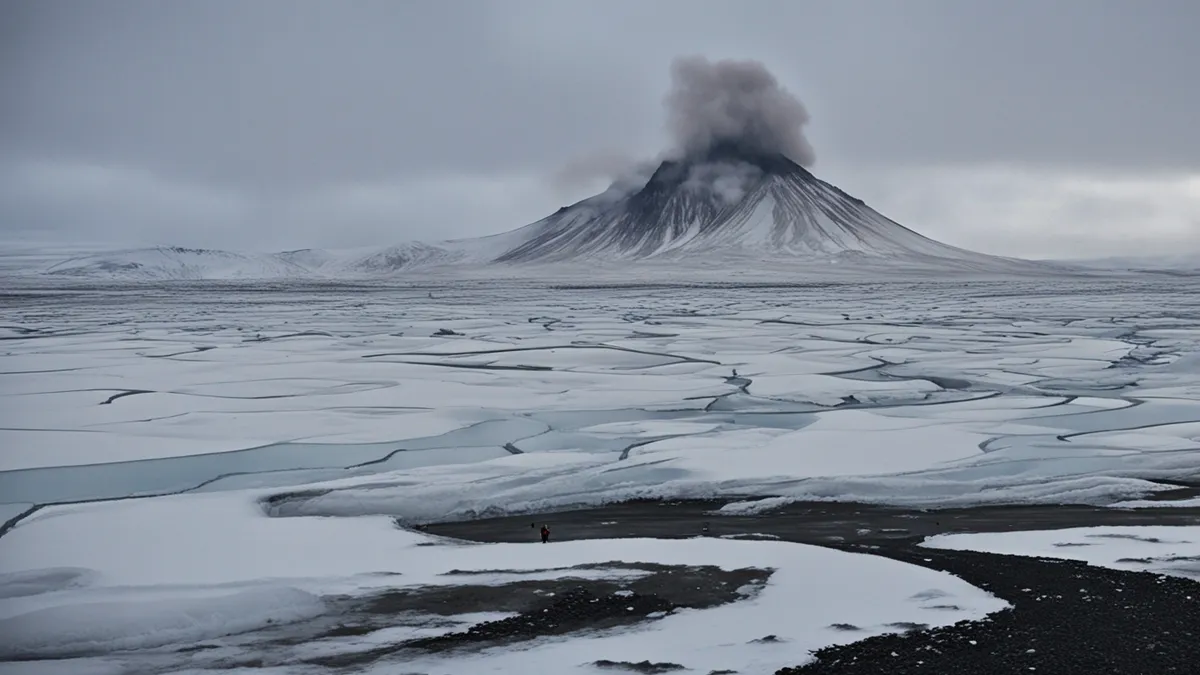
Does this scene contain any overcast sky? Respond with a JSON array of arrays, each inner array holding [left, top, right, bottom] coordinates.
[[2, 0, 1198, 259]]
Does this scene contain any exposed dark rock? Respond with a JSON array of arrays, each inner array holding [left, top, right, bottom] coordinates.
[[403, 586, 674, 652], [592, 659, 687, 673], [884, 622, 929, 632], [426, 499, 1200, 674], [777, 546, 1200, 674], [299, 563, 770, 669]]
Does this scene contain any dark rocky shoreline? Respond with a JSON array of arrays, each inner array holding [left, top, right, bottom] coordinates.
[[779, 543, 1200, 674], [423, 498, 1200, 674], [295, 562, 771, 669]]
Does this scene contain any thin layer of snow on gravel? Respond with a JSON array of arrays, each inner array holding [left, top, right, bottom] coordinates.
[[923, 526, 1200, 580]]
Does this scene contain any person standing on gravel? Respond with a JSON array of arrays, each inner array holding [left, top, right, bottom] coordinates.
[[540, 525, 551, 543]]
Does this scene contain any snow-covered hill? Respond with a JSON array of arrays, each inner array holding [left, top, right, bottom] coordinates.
[[1054, 254, 1200, 274], [41, 247, 314, 280], [12, 146, 1073, 280]]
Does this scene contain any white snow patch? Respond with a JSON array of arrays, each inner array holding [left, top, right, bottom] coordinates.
[[923, 526, 1200, 580], [0, 489, 1006, 672], [717, 497, 797, 515]]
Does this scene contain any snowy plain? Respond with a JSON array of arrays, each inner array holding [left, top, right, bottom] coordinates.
[[2, 275, 1200, 671]]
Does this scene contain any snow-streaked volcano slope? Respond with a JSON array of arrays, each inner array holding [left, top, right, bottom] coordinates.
[[498, 147, 1033, 272]]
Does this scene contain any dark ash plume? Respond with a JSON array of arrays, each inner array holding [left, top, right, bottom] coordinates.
[[665, 56, 815, 166]]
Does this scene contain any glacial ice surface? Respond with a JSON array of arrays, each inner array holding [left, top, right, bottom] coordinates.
[[2, 277, 1200, 522]]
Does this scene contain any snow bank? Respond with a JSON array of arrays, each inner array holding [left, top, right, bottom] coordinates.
[[268, 451, 1183, 526], [0, 586, 326, 659], [1109, 496, 1200, 509], [716, 496, 798, 515]]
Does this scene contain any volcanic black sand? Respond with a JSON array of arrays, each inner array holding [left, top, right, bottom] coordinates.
[[418, 497, 1200, 674]]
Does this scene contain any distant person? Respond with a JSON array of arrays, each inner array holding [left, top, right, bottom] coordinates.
[[540, 525, 551, 544]]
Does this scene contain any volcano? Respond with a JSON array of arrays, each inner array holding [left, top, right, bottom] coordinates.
[[29, 147, 1059, 280], [21, 55, 1070, 281], [491, 144, 1026, 270]]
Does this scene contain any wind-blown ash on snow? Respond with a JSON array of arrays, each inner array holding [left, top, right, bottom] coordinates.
[[666, 56, 815, 166]]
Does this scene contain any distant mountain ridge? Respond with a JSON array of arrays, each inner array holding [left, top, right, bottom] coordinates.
[[14, 147, 1073, 280]]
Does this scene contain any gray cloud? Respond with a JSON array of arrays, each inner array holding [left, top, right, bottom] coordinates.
[[550, 152, 644, 197], [666, 56, 814, 165], [1, 0, 1198, 258]]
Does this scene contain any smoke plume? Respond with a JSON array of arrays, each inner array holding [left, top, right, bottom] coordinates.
[[550, 152, 641, 195], [665, 56, 815, 166], [683, 162, 764, 206], [591, 162, 657, 206]]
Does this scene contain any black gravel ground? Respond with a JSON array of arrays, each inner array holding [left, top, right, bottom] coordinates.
[[297, 562, 769, 669], [779, 543, 1200, 674], [423, 498, 1200, 674], [406, 586, 674, 652]]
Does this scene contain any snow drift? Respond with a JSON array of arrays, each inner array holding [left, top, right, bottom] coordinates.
[[0, 585, 326, 659]]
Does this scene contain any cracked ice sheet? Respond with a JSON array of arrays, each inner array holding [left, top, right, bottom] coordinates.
[[0, 401, 471, 470], [4, 278, 1200, 507], [749, 372, 941, 406], [0, 354, 726, 472], [278, 398, 1200, 523], [0, 489, 1006, 672], [626, 410, 985, 479], [922, 527, 1200, 581], [268, 409, 989, 523]]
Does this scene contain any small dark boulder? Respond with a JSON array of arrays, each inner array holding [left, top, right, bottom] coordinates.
[[592, 660, 687, 674]]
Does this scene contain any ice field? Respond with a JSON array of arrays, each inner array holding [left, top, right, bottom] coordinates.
[[4, 278, 1200, 521], [2, 276, 1200, 670]]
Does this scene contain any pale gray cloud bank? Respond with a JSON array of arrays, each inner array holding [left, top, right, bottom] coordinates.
[[2, 0, 1198, 258]]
